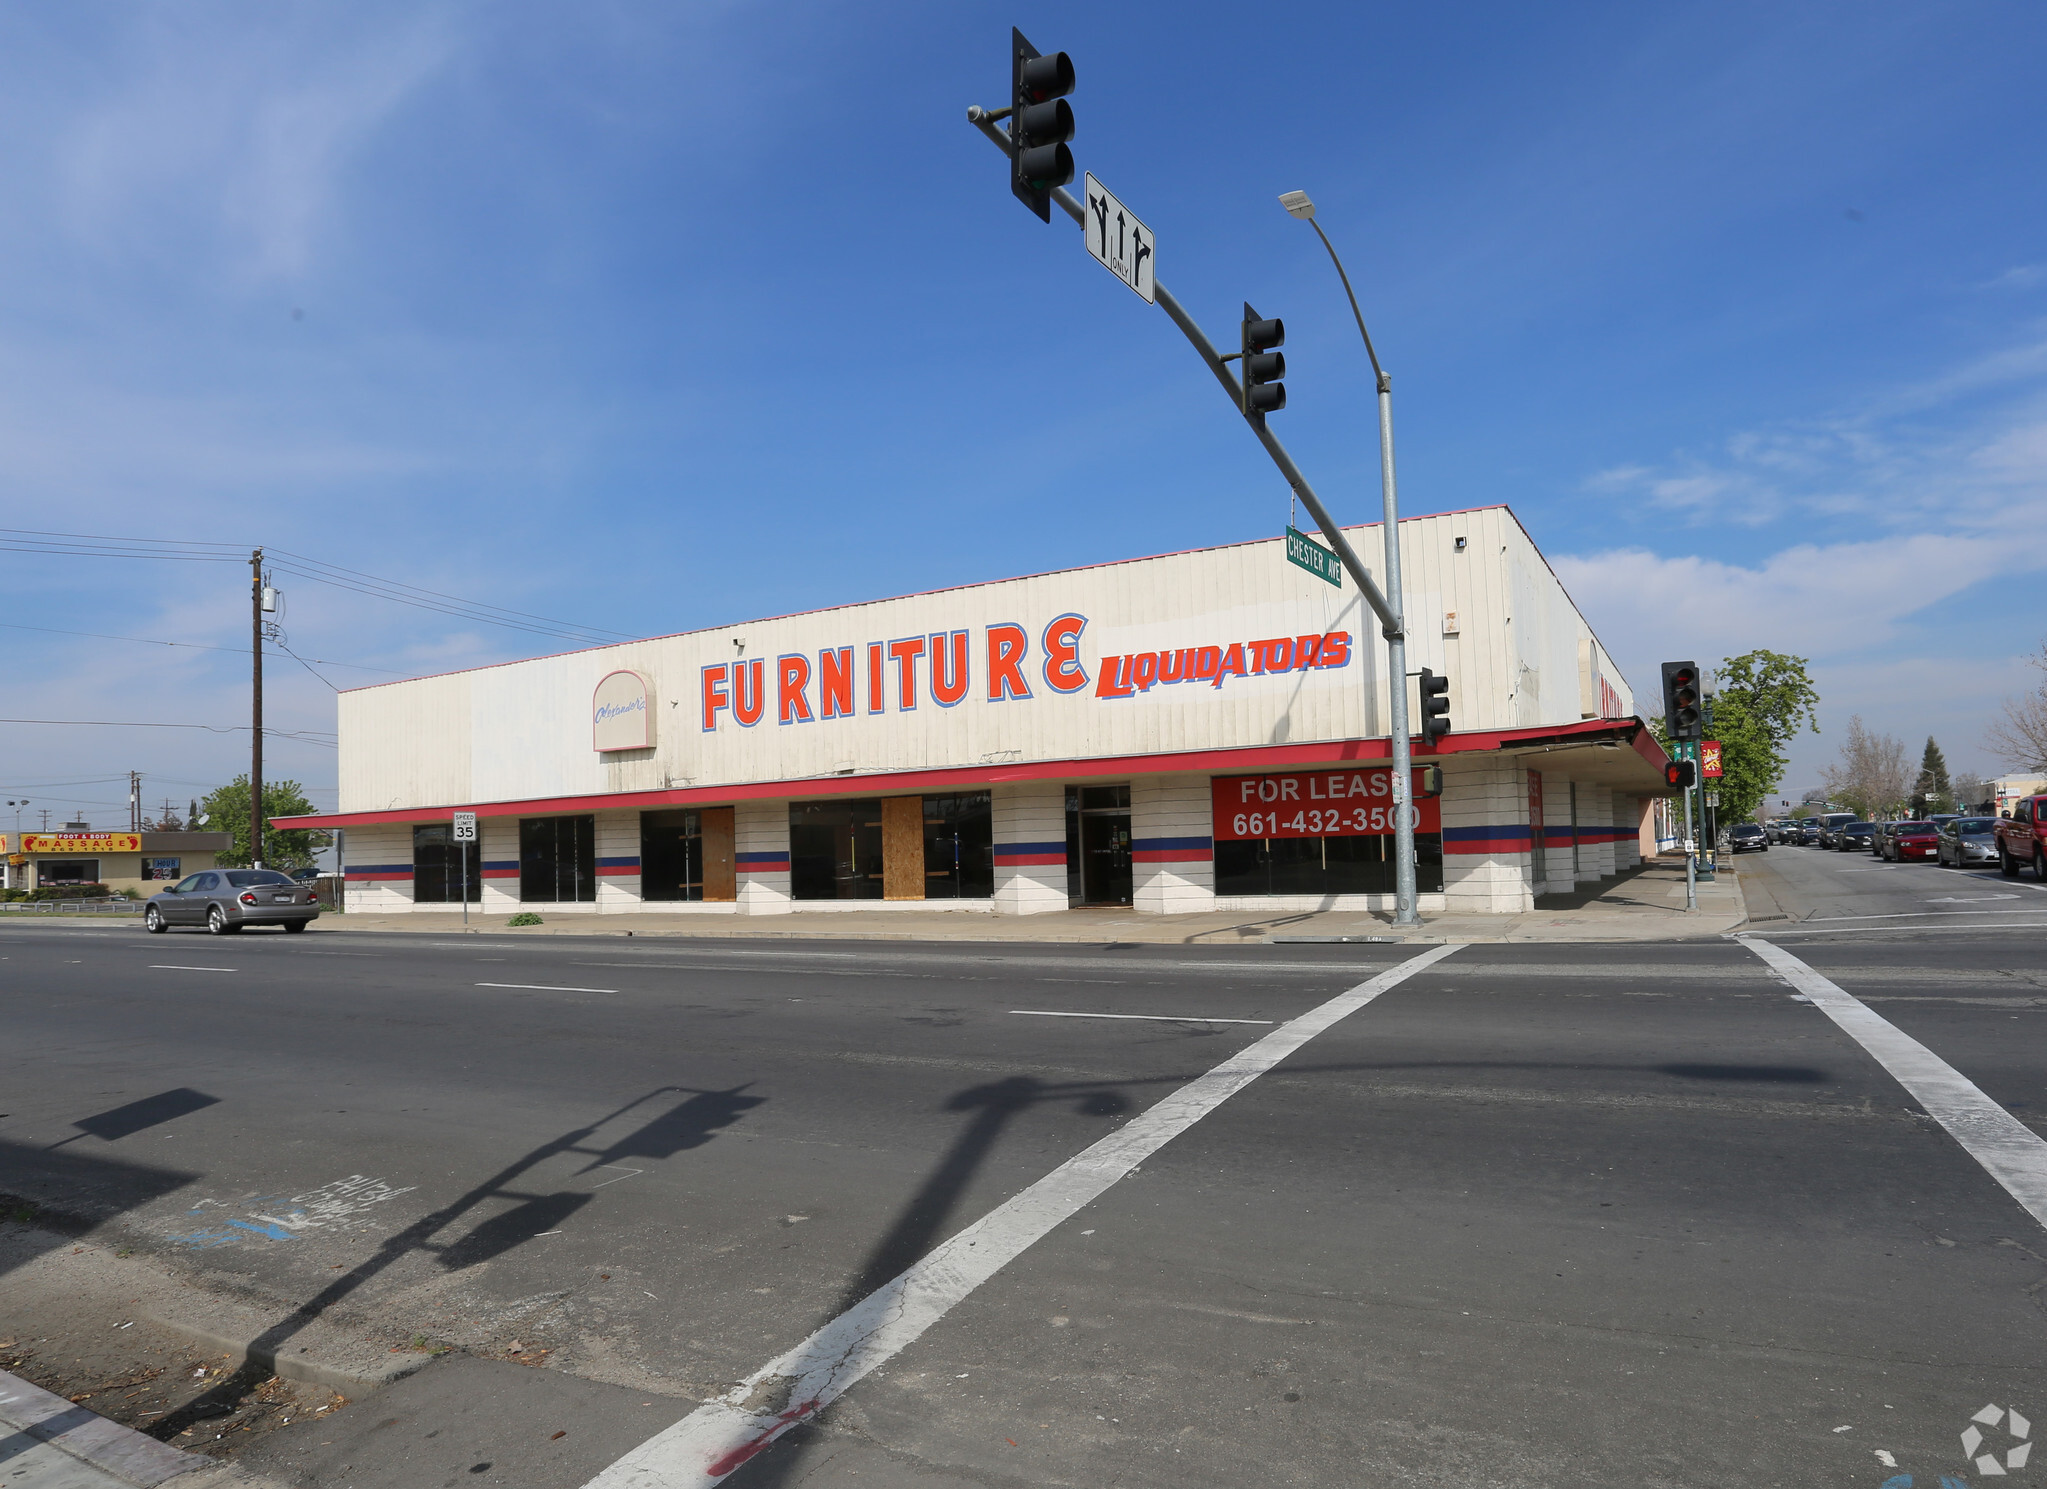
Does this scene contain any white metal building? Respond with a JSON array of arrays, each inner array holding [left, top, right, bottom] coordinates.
[[277, 507, 1671, 918]]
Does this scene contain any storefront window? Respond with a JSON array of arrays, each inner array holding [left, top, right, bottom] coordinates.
[[38, 859, 99, 885], [641, 809, 703, 901], [413, 824, 481, 903], [1214, 832, 1443, 896], [519, 815, 595, 902], [790, 799, 884, 900], [922, 793, 993, 899]]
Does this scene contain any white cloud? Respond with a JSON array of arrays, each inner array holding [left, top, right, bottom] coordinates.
[[52, 7, 456, 282]]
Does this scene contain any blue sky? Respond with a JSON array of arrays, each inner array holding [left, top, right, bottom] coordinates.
[[3, 0, 2044, 825]]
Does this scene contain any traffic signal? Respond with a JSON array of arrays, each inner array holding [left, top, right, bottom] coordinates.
[[1010, 28, 1075, 222], [1660, 660, 1702, 741], [1418, 667, 1451, 745], [1665, 760, 1697, 789], [1418, 764, 1443, 798], [1241, 304, 1285, 416]]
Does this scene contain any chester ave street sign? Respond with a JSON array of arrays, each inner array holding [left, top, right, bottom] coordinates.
[[1285, 526, 1343, 587], [1083, 173, 1155, 304]]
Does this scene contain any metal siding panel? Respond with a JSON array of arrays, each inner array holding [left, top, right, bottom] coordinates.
[[333, 513, 1623, 814]]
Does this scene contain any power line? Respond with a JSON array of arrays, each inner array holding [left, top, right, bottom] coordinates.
[[1, 527, 631, 646], [0, 621, 406, 673], [0, 718, 336, 747]]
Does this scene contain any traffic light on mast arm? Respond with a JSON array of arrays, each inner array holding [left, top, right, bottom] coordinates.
[[1241, 305, 1285, 417], [1660, 660, 1702, 741], [1010, 28, 1075, 222], [1418, 667, 1451, 746], [1665, 760, 1697, 790]]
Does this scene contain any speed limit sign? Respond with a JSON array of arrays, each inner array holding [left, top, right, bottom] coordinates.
[[452, 811, 477, 842]]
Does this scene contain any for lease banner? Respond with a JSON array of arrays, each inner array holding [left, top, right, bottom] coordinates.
[[1212, 769, 1442, 841]]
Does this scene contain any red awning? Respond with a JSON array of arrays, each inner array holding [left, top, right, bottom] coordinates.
[[272, 717, 1667, 830]]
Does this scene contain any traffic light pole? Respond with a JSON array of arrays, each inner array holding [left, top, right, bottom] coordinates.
[[966, 109, 1423, 927], [1681, 762, 1697, 912]]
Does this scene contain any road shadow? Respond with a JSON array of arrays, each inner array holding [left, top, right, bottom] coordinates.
[[49, 1088, 220, 1149], [731, 1072, 1133, 1487], [145, 1083, 765, 1443], [0, 1139, 197, 1276]]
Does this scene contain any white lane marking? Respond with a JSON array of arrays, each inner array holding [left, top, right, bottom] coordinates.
[[1009, 1009, 1276, 1025], [1742, 921, 2047, 938], [149, 965, 237, 972], [591, 1166, 644, 1187], [476, 982, 616, 993], [581, 944, 1461, 1488], [1805, 907, 2024, 921], [1743, 938, 2047, 1230]]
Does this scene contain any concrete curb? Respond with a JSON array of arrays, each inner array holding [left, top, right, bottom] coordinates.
[[140, 1315, 436, 1398], [0, 1366, 205, 1487]]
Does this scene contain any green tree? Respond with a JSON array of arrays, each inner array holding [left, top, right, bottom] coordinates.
[[1910, 737, 1953, 816], [197, 776, 330, 870], [1703, 650, 1821, 824]]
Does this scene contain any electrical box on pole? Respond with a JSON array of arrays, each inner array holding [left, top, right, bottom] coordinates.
[[1660, 660, 1702, 741], [1417, 667, 1451, 746], [1010, 28, 1074, 222]]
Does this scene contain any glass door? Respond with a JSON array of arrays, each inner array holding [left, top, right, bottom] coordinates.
[[1070, 784, 1132, 906]]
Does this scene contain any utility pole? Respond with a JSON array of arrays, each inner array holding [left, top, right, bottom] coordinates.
[[251, 548, 265, 869], [129, 771, 142, 833]]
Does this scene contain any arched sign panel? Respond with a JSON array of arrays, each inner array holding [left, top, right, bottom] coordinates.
[[593, 670, 654, 752]]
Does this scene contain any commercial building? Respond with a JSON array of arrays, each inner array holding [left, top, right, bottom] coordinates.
[[2, 829, 232, 896], [276, 507, 1672, 918]]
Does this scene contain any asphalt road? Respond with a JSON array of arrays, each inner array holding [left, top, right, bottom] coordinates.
[[2, 850, 2044, 1489]]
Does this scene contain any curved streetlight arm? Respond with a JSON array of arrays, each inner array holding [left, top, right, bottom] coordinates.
[[1302, 218, 1386, 390]]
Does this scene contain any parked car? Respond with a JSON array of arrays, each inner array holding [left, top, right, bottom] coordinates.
[[1996, 795, 2047, 881], [1837, 821, 1877, 853], [1937, 817, 1999, 868], [1816, 813, 1859, 848], [144, 869, 321, 934], [1883, 821, 1939, 862], [1728, 822, 1769, 853]]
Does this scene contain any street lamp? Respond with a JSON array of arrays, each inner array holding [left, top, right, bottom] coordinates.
[[1277, 189, 1420, 928]]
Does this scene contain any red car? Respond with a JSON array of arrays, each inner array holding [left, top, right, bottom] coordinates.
[[1883, 821, 1939, 861]]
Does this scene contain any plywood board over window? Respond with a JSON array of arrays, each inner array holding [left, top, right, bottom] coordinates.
[[882, 797, 924, 900], [701, 807, 736, 902]]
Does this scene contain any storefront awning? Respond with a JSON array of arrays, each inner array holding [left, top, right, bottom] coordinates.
[[273, 717, 1671, 831]]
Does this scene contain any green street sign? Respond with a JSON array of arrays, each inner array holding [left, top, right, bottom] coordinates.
[[1284, 526, 1342, 588]]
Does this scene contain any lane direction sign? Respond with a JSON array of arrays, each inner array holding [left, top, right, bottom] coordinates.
[[1083, 172, 1155, 304]]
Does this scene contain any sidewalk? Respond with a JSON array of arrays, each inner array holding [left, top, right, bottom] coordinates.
[[303, 857, 1746, 945]]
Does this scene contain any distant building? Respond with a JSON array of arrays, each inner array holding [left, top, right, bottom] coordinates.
[[1993, 774, 2047, 812], [2, 829, 233, 896]]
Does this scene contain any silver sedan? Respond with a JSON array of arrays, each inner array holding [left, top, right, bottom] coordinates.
[[144, 869, 321, 934], [1936, 817, 2001, 869]]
